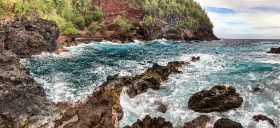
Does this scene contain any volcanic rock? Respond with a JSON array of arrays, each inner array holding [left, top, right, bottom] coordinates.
[[252, 87, 264, 93], [123, 115, 173, 128], [267, 47, 280, 54], [188, 85, 243, 113], [191, 56, 200, 62], [214, 118, 243, 128], [253, 114, 276, 127], [0, 50, 57, 127], [156, 102, 168, 113], [179, 115, 211, 128], [0, 18, 59, 58], [53, 61, 188, 128]]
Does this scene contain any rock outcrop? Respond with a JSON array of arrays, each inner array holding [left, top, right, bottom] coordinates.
[[267, 47, 280, 54], [253, 114, 276, 127], [45, 61, 188, 128], [123, 115, 173, 128], [156, 102, 168, 113], [0, 41, 189, 128], [91, 0, 218, 41], [213, 118, 243, 128], [144, 19, 218, 41], [0, 18, 59, 58], [179, 115, 212, 128], [188, 85, 243, 113], [0, 50, 57, 128]]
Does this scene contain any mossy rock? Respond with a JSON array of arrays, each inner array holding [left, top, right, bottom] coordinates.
[[188, 85, 243, 113]]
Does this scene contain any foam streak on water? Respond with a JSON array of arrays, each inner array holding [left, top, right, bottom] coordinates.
[[21, 39, 280, 127]]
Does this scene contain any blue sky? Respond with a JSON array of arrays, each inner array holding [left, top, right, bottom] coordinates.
[[195, 0, 280, 39]]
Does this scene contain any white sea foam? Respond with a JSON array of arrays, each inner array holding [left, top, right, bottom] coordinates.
[[119, 52, 280, 127], [22, 39, 280, 127]]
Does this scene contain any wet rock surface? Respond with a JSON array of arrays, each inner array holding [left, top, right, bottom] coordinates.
[[214, 118, 243, 128], [156, 102, 168, 113], [267, 47, 280, 54], [253, 114, 276, 127], [178, 115, 211, 128], [191, 56, 200, 62], [50, 61, 188, 128], [123, 115, 173, 128], [252, 87, 264, 93], [0, 18, 59, 58], [0, 44, 189, 128], [0, 50, 57, 128], [188, 85, 243, 113]]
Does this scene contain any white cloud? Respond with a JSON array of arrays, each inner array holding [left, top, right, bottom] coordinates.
[[195, 0, 280, 10], [195, 0, 280, 39]]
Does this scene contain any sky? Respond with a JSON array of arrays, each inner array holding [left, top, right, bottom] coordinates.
[[195, 0, 280, 39]]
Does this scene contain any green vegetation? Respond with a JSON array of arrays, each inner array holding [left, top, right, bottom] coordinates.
[[1, 0, 55, 18], [140, 15, 153, 30], [130, 0, 213, 30], [87, 22, 107, 35], [0, 0, 105, 35], [1, 0, 213, 35], [0, 0, 14, 18], [53, 0, 103, 27], [43, 15, 79, 35], [113, 16, 135, 36]]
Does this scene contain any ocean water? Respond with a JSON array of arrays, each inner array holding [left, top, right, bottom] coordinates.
[[21, 39, 280, 127]]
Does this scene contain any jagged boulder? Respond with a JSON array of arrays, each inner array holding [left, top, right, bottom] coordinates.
[[123, 115, 173, 128], [0, 50, 57, 127], [267, 47, 280, 54], [156, 102, 168, 113], [188, 85, 243, 113], [179, 115, 211, 128], [214, 118, 243, 128], [0, 18, 59, 58], [253, 114, 276, 127]]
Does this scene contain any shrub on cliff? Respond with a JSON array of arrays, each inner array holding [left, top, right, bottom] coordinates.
[[61, 22, 79, 35], [0, 0, 14, 18], [87, 22, 107, 35], [42, 15, 78, 35], [92, 5, 103, 23], [113, 16, 135, 36], [140, 15, 153, 30], [74, 16, 86, 30], [131, 0, 213, 30], [87, 21, 99, 35], [54, 0, 102, 30], [2, 0, 55, 18], [0, 9, 3, 20]]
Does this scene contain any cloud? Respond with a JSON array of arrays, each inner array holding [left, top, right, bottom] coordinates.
[[195, 0, 280, 39], [196, 0, 280, 10], [204, 7, 237, 14], [251, 6, 280, 13]]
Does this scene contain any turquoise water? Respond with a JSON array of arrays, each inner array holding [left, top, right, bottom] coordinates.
[[22, 39, 280, 127]]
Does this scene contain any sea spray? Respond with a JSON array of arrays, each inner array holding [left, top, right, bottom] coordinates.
[[21, 39, 280, 127]]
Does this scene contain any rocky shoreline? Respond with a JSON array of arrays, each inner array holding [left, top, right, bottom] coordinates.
[[0, 18, 278, 128], [1, 48, 277, 127]]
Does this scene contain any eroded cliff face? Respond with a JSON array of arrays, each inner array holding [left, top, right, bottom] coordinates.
[[0, 50, 58, 128], [0, 18, 59, 58], [92, 0, 218, 41]]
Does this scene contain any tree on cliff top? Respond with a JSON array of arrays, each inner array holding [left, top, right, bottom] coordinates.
[[130, 0, 213, 30]]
